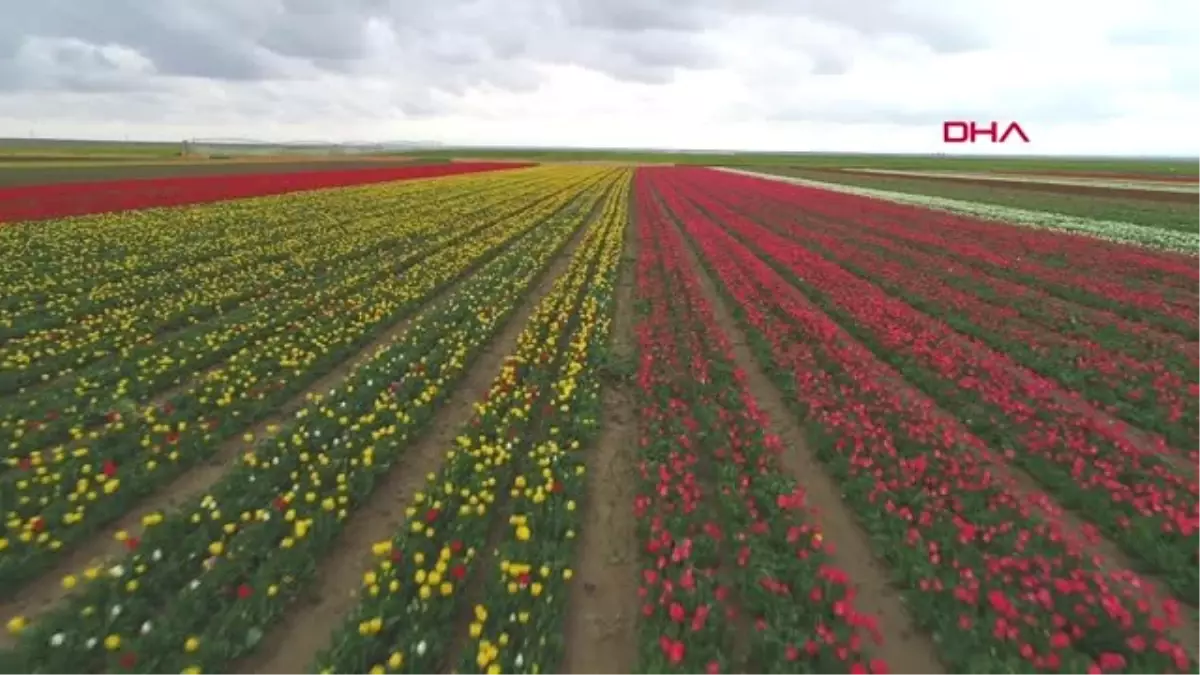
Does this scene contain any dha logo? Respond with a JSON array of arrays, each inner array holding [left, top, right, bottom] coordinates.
[[943, 121, 1030, 144]]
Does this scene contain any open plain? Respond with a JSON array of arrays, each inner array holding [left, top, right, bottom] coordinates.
[[0, 154, 1196, 674]]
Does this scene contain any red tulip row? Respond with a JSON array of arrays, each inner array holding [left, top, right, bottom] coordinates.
[[0, 162, 530, 223], [641, 167, 1195, 674], [679, 173, 1198, 456], [699, 172, 1197, 373], [632, 179, 883, 673], [651, 169, 1199, 604], [708, 169, 1197, 338]]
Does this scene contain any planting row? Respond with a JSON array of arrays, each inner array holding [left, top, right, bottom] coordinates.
[[630, 187, 885, 673], [314, 169, 632, 674], [0, 169, 549, 380], [0, 162, 527, 224], [0, 167, 621, 597], [0, 169, 595, 456], [640, 167, 1195, 673], [0, 167, 631, 674], [656, 170, 1198, 599], [676, 171, 1199, 456]]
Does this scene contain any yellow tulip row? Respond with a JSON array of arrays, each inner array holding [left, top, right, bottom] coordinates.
[[314, 169, 632, 675], [0, 167, 629, 675], [0, 167, 612, 595], [461, 171, 630, 675], [0, 168, 524, 327], [0, 170, 552, 391], [0, 167, 589, 459], [0, 182, 405, 329]]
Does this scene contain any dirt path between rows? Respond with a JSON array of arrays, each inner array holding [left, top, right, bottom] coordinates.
[[667, 207, 946, 674], [237, 194, 609, 674], [989, 169, 1199, 184], [561, 194, 640, 675]]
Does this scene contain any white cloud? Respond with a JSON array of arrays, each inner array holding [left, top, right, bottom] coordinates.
[[0, 0, 1194, 154]]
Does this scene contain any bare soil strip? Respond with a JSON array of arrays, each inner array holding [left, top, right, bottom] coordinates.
[[826, 168, 1197, 203], [561, 198, 640, 675], [841, 168, 1199, 192], [667, 211, 947, 673], [238, 196, 606, 675], [988, 169, 1199, 184]]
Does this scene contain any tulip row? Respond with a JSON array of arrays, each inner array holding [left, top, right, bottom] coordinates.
[[0, 167, 627, 674], [0, 162, 528, 224], [694, 169, 1198, 364], [659, 175, 1199, 603], [0, 167, 616, 597], [642, 167, 1195, 674], [0, 191, 393, 344], [712, 169, 1198, 338], [0, 165, 529, 337], [313, 170, 633, 675], [631, 183, 885, 673], [0, 169, 593, 460], [455, 171, 630, 675], [0, 170, 549, 392], [630, 198, 734, 673], [832, 239, 1197, 453], [686, 174, 1198, 455]]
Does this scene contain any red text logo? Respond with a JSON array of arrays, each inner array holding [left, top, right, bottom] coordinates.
[[943, 121, 1030, 144]]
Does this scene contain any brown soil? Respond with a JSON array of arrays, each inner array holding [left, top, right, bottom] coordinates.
[[819, 168, 1199, 203], [669, 216, 947, 673], [988, 169, 1199, 184], [237, 201, 602, 674], [561, 198, 641, 674]]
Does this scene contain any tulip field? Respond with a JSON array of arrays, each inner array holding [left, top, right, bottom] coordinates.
[[0, 161, 1195, 674]]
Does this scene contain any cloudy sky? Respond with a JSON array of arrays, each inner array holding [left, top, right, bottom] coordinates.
[[0, 0, 1196, 155]]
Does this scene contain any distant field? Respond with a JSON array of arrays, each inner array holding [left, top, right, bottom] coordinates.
[[4, 138, 1197, 177], [412, 147, 1200, 176], [756, 166, 1200, 233], [0, 138, 182, 160], [843, 169, 1199, 192], [0, 158, 444, 187]]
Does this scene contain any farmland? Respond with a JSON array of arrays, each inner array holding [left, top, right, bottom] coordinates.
[[750, 166, 1200, 237], [0, 159, 1196, 674]]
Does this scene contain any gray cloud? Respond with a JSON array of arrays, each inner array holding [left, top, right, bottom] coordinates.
[[0, 0, 1192, 153], [0, 0, 991, 93]]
